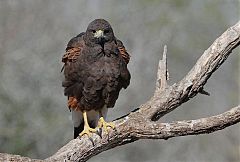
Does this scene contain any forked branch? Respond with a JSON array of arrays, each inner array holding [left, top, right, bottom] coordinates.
[[1, 21, 240, 162], [46, 21, 240, 162]]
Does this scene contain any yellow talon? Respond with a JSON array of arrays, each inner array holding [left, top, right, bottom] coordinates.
[[79, 110, 97, 137], [79, 126, 97, 137], [97, 117, 115, 134]]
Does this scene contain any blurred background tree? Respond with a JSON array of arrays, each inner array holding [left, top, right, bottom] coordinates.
[[0, 0, 239, 161]]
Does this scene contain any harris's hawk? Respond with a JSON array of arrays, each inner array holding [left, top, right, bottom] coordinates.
[[62, 19, 130, 138]]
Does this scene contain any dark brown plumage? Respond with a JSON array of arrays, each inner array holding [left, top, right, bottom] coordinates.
[[61, 19, 130, 138]]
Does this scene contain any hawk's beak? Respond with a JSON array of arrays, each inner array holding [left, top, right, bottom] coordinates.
[[94, 30, 104, 38]]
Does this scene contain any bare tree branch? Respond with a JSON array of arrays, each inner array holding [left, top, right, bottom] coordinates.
[[45, 105, 240, 162], [132, 105, 240, 139], [155, 45, 168, 93], [0, 153, 43, 162], [46, 21, 240, 162], [144, 21, 240, 121], [1, 21, 239, 162]]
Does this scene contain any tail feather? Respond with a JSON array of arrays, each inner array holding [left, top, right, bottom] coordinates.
[[74, 123, 84, 139]]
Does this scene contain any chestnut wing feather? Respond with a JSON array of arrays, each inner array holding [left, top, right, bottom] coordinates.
[[62, 33, 85, 100], [116, 39, 130, 64]]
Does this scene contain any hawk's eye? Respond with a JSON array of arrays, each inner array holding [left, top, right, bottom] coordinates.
[[104, 29, 110, 34], [91, 30, 96, 33]]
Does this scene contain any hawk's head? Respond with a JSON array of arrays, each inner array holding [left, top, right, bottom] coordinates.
[[84, 19, 115, 47]]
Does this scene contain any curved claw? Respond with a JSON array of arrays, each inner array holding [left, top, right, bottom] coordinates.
[[79, 126, 97, 137], [97, 117, 115, 134]]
